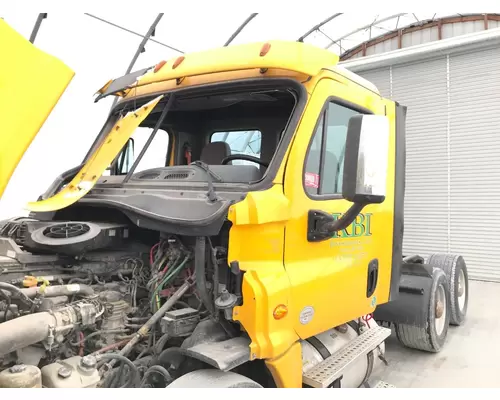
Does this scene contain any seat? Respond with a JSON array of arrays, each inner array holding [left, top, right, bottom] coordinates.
[[200, 142, 232, 165]]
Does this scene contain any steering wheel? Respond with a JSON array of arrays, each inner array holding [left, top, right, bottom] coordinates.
[[221, 154, 269, 168]]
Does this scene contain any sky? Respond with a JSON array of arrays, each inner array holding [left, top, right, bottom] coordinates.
[[0, 10, 487, 219]]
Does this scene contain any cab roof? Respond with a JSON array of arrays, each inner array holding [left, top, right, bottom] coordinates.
[[95, 40, 341, 102]]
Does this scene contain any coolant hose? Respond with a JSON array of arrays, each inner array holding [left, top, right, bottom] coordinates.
[[20, 283, 95, 298], [195, 237, 214, 315], [0, 312, 55, 356]]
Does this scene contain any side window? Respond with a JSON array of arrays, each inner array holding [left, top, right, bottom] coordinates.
[[304, 102, 361, 196], [114, 127, 170, 175], [211, 130, 262, 166]]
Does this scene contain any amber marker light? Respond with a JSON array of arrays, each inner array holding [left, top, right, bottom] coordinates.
[[172, 56, 185, 69], [273, 304, 288, 320], [154, 60, 167, 73]]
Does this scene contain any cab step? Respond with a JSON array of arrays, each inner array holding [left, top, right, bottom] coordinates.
[[302, 325, 392, 388]]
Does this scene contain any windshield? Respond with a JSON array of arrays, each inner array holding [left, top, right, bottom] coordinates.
[[103, 82, 299, 186]]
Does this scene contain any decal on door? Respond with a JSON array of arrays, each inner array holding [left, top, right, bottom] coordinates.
[[330, 212, 372, 238], [304, 172, 320, 189]]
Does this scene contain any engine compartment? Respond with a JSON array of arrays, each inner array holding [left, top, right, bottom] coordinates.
[[0, 216, 245, 388]]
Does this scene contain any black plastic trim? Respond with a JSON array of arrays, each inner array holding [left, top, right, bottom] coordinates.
[[302, 96, 374, 202], [388, 102, 407, 301]]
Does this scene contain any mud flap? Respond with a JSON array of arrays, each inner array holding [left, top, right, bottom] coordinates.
[[25, 95, 163, 212], [373, 262, 433, 326]]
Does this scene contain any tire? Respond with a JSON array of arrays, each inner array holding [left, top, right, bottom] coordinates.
[[395, 268, 450, 353], [427, 253, 469, 326], [166, 369, 263, 388]]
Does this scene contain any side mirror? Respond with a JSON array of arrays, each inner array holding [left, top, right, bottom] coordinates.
[[307, 114, 390, 243], [342, 115, 390, 204]]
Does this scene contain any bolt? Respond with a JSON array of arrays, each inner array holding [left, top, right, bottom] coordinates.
[[9, 364, 27, 373], [81, 355, 97, 369], [58, 367, 72, 379]]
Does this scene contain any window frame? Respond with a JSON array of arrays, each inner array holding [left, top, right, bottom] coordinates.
[[302, 96, 373, 201]]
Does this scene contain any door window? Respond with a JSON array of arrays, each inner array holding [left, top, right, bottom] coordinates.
[[304, 102, 361, 196]]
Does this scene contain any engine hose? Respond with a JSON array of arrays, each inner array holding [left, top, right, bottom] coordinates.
[[0, 282, 34, 306], [154, 333, 170, 355], [0, 290, 12, 322], [0, 307, 17, 322], [20, 284, 94, 298], [98, 353, 140, 388], [105, 279, 193, 370], [154, 347, 185, 371], [70, 329, 128, 346], [140, 365, 172, 388], [195, 237, 214, 315], [0, 312, 55, 356]]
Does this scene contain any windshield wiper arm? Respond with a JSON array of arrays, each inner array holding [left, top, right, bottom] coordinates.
[[123, 94, 174, 183], [190, 161, 222, 203]]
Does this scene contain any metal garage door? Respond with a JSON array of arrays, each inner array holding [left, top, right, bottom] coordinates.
[[357, 58, 450, 264], [449, 47, 500, 281], [390, 57, 450, 259], [355, 48, 500, 282]]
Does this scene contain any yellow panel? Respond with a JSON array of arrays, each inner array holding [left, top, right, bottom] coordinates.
[[120, 41, 338, 92], [265, 341, 303, 388], [229, 185, 298, 360], [26, 96, 163, 212], [0, 20, 74, 199]]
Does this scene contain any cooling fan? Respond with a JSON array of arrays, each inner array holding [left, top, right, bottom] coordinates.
[[21, 221, 130, 255]]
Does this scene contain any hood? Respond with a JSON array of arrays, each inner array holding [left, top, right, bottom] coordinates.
[[0, 19, 75, 199]]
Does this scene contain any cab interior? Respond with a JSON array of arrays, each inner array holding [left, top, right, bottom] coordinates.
[[107, 82, 300, 185]]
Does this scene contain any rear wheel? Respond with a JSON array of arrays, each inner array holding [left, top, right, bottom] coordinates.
[[395, 268, 450, 352], [427, 253, 469, 326], [166, 369, 263, 388]]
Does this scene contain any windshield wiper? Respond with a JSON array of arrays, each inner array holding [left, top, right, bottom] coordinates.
[[123, 94, 174, 183], [190, 161, 222, 203]]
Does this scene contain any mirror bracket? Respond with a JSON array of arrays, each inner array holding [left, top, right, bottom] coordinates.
[[307, 203, 366, 242]]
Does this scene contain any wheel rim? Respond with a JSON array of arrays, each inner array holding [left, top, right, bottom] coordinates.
[[435, 284, 447, 335], [457, 269, 467, 311]]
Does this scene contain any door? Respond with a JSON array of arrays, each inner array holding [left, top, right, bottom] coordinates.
[[283, 77, 394, 338]]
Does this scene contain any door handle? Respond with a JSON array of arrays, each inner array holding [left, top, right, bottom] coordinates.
[[366, 259, 379, 298]]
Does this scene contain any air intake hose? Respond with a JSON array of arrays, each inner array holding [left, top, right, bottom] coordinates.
[[0, 312, 55, 356]]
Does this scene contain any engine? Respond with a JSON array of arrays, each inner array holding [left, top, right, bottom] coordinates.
[[0, 217, 231, 388]]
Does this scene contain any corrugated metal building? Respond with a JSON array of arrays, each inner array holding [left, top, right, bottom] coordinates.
[[340, 15, 500, 282]]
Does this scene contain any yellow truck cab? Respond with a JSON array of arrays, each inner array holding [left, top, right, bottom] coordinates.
[[0, 20, 469, 389]]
